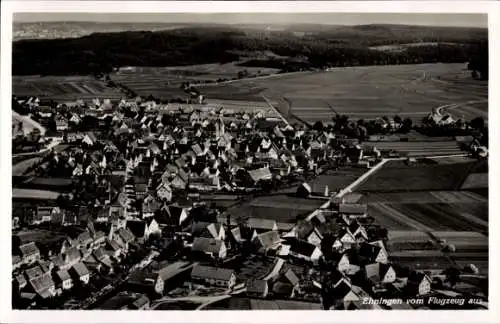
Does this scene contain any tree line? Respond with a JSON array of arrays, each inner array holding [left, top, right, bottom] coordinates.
[[13, 25, 487, 76]]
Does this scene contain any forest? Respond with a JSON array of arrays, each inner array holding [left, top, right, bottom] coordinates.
[[13, 24, 488, 78]]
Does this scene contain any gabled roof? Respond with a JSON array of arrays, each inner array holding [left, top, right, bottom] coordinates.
[[72, 262, 90, 277], [253, 231, 281, 251], [191, 222, 223, 239], [19, 242, 40, 257], [126, 220, 147, 238], [365, 263, 393, 282], [284, 269, 300, 286], [246, 279, 268, 294], [339, 203, 367, 215], [191, 265, 234, 281], [288, 239, 319, 257], [30, 273, 55, 295], [78, 231, 93, 245], [247, 218, 277, 231], [331, 280, 354, 300], [191, 237, 224, 254], [64, 247, 81, 263], [359, 242, 382, 260], [248, 167, 273, 182], [56, 269, 71, 282], [25, 265, 45, 281], [117, 228, 135, 243]]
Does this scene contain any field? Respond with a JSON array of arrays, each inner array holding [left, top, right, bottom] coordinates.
[[232, 63, 488, 123], [310, 168, 367, 193], [359, 157, 488, 233], [461, 172, 488, 189], [357, 160, 478, 192], [12, 157, 42, 176], [12, 188, 60, 200], [110, 63, 279, 101], [12, 76, 123, 102], [15, 229, 68, 246], [368, 202, 487, 232], [226, 193, 324, 224], [361, 141, 464, 157]]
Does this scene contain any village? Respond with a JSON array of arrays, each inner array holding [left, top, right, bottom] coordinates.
[[11, 94, 488, 311]]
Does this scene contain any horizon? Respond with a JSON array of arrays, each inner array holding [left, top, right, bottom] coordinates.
[[13, 13, 488, 28]]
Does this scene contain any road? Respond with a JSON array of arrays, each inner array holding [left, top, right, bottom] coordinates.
[[261, 94, 290, 126], [12, 138, 62, 158], [305, 152, 469, 222], [192, 71, 310, 88], [435, 99, 488, 122], [12, 111, 46, 136]]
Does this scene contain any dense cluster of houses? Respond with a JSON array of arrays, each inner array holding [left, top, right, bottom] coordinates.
[[12, 97, 486, 310]]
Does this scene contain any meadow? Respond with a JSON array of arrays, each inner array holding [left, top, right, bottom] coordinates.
[[236, 63, 488, 123], [12, 76, 123, 102]]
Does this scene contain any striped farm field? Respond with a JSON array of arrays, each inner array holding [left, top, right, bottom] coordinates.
[[358, 160, 478, 192], [461, 173, 488, 189], [368, 202, 487, 232], [12, 75, 123, 102], [235, 63, 488, 123], [365, 190, 487, 204], [361, 141, 463, 157]]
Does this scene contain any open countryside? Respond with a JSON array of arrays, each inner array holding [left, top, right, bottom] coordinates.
[[10, 17, 488, 312]]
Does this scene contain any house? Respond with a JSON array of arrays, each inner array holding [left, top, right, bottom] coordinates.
[[19, 242, 41, 265], [130, 295, 151, 310], [55, 269, 73, 290], [329, 281, 359, 310], [334, 253, 351, 273], [246, 279, 269, 299], [191, 237, 227, 260], [30, 273, 56, 299], [156, 183, 173, 202], [337, 229, 356, 250], [15, 273, 27, 290], [166, 205, 190, 225], [25, 265, 47, 281], [359, 242, 388, 264], [78, 231, 93, 249], [287, 239, 323, 265], [191, 265, 236, 289], [12, 255, 23, 270], [339, 203, 367, 218], [295, 222, 324, 247], [348, 222, 368, 242], [247, 218, 278, 233], [406, 272, 432, 296], [127, 271, 164, 296], [248, 167, 273, 184], [70, 262, 90, 284], [115, 228, 135, 251], [191, 222, 226, 240], [56, 117, 69, 131], [365, 263, 396, 284], [252, 231, 282, 254], [33, 207, 63, 225], [82, 132, 98, 146], [62, 247, 82, 269], [126, 219, 161, 242]]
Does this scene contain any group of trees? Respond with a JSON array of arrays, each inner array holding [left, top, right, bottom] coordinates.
[[13, 25, 487, 76]]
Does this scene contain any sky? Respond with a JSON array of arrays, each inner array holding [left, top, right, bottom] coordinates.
[[14, 13, 488, 28]]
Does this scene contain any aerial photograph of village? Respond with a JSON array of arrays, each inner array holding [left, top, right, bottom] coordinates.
[[10, 12, 488, 310]]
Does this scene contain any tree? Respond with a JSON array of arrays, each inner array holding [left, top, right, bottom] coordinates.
[[313, 121, 324, 132], [470, 117, 485, 130], [401, 118, 413, 133], [443, 267, 461, 287], [394, 115, 402, 124]]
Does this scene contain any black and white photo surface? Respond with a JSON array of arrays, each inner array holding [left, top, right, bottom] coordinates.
[[1, 1, 496, 321]]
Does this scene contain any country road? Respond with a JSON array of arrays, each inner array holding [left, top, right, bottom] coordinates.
[[12, 111, 46, 136]]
